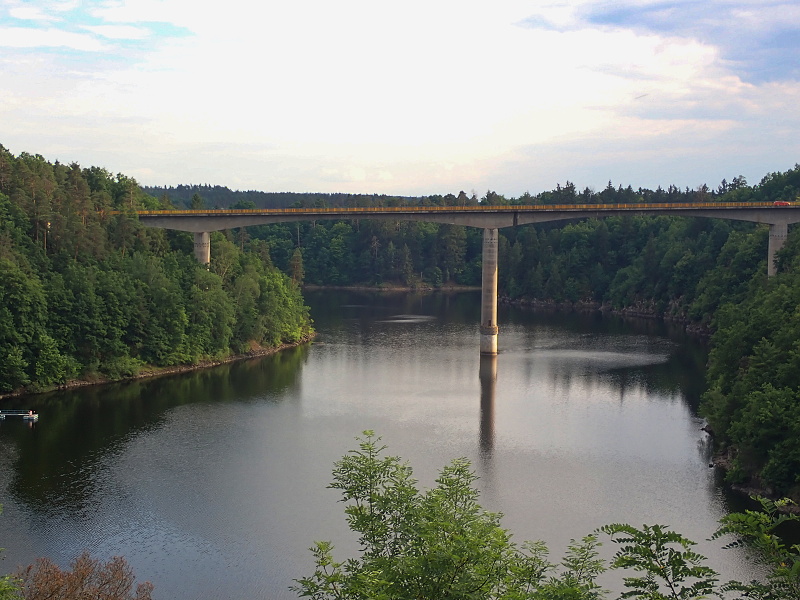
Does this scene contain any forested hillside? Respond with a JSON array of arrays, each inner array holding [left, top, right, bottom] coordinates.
[[0, 146, 312, 394], [143, 183, 424, 210], [701, 231, 800, 496]]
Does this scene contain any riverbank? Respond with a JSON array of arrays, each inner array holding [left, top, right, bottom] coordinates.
[[0, 334, 316, 402], [708, 447, 800, 509]]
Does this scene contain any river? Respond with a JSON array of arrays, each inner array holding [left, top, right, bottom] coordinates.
[[0, 290, 759, 598]]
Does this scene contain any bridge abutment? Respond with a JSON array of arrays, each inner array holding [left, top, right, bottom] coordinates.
[[480, 228, 499, 355], [768, 222, 788, 277], [194, 232, 211, 265]]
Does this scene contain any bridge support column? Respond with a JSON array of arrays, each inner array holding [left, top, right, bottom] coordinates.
[[768, 222, 788, 277], [194, 231, 211, 265], [480, 228, 499, 355]]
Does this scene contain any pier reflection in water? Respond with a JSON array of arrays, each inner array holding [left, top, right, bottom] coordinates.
[[479, 355, 497, 456]]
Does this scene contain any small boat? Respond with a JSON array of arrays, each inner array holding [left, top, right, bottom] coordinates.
[[0, 409, 39, 421]]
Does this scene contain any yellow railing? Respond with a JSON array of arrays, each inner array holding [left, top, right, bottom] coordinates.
[[129, 202, 789, 216]]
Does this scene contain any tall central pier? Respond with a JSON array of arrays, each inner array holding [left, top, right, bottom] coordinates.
[[480, 228, 499, 355]]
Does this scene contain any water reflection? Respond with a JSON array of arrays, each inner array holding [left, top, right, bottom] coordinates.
[[479, 355, 497, 457], [3, 345, 310, 513]]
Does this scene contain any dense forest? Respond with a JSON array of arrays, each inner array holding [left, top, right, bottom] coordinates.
[[4, 143, 800, 496], [143, 183, 424, 210], [0, 146, 313, 395]]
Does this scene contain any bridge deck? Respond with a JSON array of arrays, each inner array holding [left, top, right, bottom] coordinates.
[[130, 201, 799, 217], [130, 201, 800, 234]]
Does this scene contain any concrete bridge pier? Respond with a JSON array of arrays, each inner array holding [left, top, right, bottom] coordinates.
[[768, 222, 788, 277], [194, 232, 211, 265], [480, 228, 499, 355]]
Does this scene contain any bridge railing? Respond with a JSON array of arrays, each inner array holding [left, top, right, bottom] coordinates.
[[123, 201, 795, 217]]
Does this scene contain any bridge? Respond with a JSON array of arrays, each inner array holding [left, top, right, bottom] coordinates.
[[134, 202, 800, 355]]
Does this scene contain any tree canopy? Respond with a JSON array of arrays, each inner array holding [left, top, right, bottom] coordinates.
[[0, 146, 312, 394]]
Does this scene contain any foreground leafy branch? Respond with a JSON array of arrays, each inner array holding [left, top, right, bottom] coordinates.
[[712, 497, 800, 600], [295, 432, 800, 600], [599, 524, 720, 600]]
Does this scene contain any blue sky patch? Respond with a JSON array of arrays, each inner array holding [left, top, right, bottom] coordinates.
[[2, 2, 192, 51], [582, 1, 799, 84]]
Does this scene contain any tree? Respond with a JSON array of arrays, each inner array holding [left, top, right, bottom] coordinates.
[[289, 247, 305, 286], [17, 552, 153, 600], [599, 524, 720, 600], [293, 431, 607, 600], [190, 192, 205, 209]]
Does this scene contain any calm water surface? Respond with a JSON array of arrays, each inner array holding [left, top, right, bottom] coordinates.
[[0, 291, 759, 598]]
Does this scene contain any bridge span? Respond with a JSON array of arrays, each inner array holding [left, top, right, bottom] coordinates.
[[134, 202, 800, 355]]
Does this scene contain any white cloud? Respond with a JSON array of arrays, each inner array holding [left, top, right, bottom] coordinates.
[[0, 27, 105, 51], [8, 6, 58, 21], [81, 25, 150, 40], [88, 0, 199, 29]]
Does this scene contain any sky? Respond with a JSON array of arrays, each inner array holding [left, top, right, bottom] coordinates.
[[1, 0, 799, 197]]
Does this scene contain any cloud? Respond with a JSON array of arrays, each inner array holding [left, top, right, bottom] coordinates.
[[579, 1, 800, 83], [0, 27, 106, 51], [81, 25, 150, 40], [8, 6, 59, 21]]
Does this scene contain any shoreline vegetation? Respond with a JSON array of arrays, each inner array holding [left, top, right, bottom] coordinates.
[[501, 296, 713, 336], [0, 334, 316, 401]]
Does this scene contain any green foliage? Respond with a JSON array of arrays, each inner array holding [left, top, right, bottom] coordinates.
[[0, 148, 313, 394], [713, 497, 800, 600], [497, 212, 765, 320], [700, 252, 800, 491], [293, 432, 609, 600], [0, 576, 19, 600], [599, 524, 720, 600]]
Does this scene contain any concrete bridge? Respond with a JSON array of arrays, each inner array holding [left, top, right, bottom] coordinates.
[[134, 202, 800, 355]]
